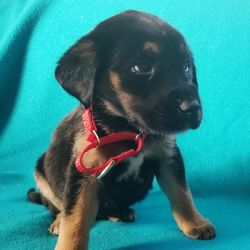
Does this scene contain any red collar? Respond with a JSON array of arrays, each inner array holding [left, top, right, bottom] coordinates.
[[75, 105, 146, 179]]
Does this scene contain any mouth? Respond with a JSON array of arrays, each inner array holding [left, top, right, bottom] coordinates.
[[184, 108, 202, 130], [132, 108, 202, 136]]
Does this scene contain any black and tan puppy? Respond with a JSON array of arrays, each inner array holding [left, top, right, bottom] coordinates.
[[28, 10, 216, 250]]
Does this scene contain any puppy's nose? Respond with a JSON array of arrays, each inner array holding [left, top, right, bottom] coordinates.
[[179, 100, 200, 115]]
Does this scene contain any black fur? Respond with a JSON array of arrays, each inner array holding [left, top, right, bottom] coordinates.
[[27, 188, 42, 204]]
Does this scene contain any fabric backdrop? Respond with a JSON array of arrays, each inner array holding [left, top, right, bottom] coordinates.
[[0, 0, 249, 249]]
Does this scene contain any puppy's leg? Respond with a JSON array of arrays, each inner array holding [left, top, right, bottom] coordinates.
[[55, 176, 100, 250], [155, 147, 216, 240]]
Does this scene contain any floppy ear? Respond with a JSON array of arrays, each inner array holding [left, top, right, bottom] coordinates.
[[55, 36, 98, 107]]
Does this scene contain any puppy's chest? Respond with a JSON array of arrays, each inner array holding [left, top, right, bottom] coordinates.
[[115, 153, 145, 182]]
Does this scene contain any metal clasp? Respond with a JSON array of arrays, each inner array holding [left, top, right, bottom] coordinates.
[[135, 131, 144, 141], [97, 160, 116, 179], [92, 130, 100, 144]]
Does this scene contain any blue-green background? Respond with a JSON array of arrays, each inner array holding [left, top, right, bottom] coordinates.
[[0, 0, 249, 249]]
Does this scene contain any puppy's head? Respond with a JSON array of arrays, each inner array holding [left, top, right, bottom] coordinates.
[[56, 10, 202, 135]]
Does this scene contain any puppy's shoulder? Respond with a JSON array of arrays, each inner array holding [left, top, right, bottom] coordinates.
[[51, 105, 83, 143]]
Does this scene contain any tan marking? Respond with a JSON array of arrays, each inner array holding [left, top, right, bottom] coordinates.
[[49, 213, 62, 235], [73, 132, 89, 158], [109, 71, 122, 90], [109, 71, 137, 120], [35, 172, 62, 211], [55, 178, 100, 250], [143, 41, 160, 53], [73, 132, 104, 169]]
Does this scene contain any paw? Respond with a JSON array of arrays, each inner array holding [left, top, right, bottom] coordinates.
[[182, 219, 216, 240], [49, 221, 60, 235], [49, 215, 61, 236], [108, 208, 136, 222]]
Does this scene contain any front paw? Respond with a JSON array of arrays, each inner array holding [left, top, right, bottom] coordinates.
[[49, 213, 62, 236], [182, 218, 216, 240]]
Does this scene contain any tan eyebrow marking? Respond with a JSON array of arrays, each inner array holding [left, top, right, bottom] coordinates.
[[109, 71, 122, 90], [143, 41, 160, 53]]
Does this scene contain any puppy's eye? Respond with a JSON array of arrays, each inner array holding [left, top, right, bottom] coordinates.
[[131, 62, 153, 74], [183, 62, 190, 73]]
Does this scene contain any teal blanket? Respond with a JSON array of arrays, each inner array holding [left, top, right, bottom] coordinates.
[[0, 0, 250, 249]]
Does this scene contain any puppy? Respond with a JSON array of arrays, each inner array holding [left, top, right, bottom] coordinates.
[[28, 10, 216, 250]]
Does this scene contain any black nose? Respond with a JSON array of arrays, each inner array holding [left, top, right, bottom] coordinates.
[[179, 100, 200, 115]]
